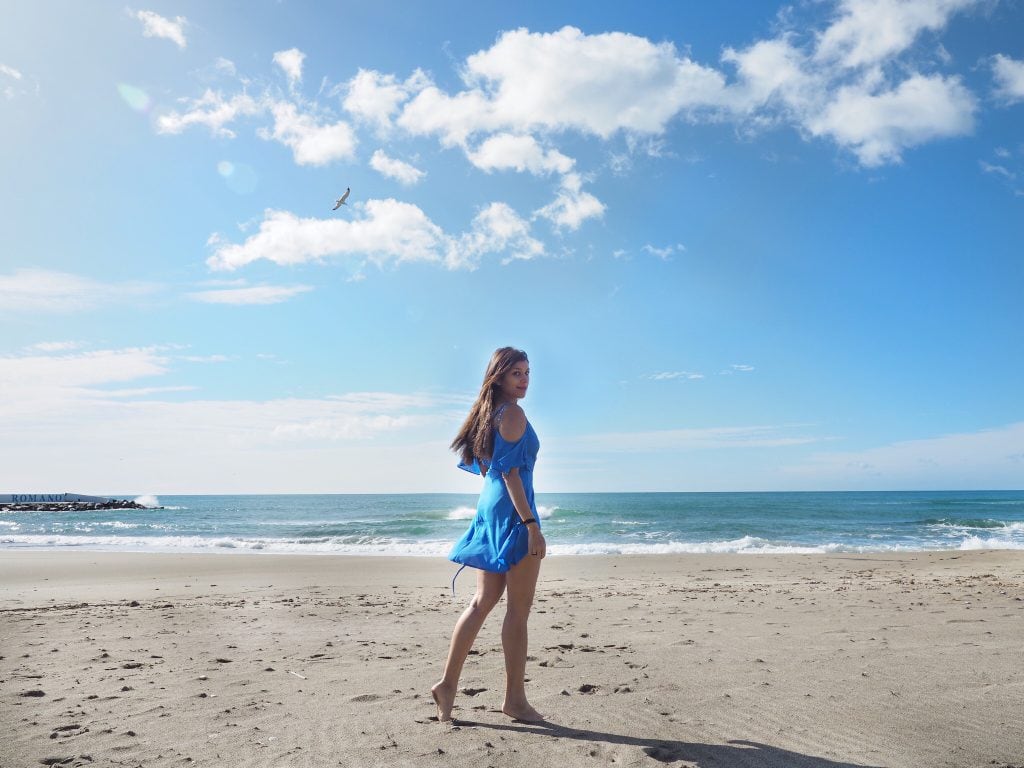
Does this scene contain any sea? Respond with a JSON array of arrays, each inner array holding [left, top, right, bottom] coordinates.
[[1, 491, 1023, 556]]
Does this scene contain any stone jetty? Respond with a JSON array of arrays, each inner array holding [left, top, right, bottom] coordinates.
[[0, 494, 157, 512]]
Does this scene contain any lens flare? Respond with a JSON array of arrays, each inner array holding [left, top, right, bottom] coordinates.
[[217, 160, 258, 194], [117, 83, 152, 112]]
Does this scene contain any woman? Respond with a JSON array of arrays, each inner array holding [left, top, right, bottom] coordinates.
[[431, 347, 546, 724]]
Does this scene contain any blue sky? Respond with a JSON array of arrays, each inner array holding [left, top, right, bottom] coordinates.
[[1, 0, 1022, 494]]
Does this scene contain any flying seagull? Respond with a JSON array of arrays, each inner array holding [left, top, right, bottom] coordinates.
[[332, 187, 350, 210]]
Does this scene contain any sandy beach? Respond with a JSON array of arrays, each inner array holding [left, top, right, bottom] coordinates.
[[1, 550, 1021, 768]]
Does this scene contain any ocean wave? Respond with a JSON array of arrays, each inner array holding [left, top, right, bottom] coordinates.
[[7, 531, 1021, 556], [958, 531, 1024, 550], [133, 495, 161, 508], [447, 504, 558, 521], [0, 533, 454, 556], [920, 517, 1009, 529], [446, 506, 476, 520]]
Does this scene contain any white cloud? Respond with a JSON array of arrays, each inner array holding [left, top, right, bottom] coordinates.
[[785, 422, 1024, 489], [28, 341, 82, 353], [1, 62, 31, 100], [722, 37, 818, 117], [567, 425, 823, 453], [259, 100, 357, 165], [207, 201, 443, 271], [342, 69, 429, 132], [398, 26, 728, 144], [158, 91, 355, 166], [180, 354, 229, 363], [207, 198, 542, 272], [369, 149, 425, 185], [187, 284, 313, 305], [130, 9, 187, 49], [814, 0, 979, 69], [806, 73, 975, 166], [0, 269, 153, 312], [467, 133, 574, 175], [0, 347, 472, 492], [157, 89, 262, 138], [716, 1, 981, 165], [448, 202, 545, 268], [992, 54, 1024, 104], [979, 160, 1014, 179], [534, 172, 606, 230], [213, 57, 237, 77], [0, 347, 171, 393], [642, 244, 683, 260], [645, 371, 704, 381], [273, 48, 306, 88]]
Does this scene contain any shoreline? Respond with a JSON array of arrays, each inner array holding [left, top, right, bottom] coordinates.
[[2, 550, 1022, 767]]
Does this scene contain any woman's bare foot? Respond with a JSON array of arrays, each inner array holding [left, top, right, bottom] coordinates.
[[501, 701, 544, 723], [431, 681, 455, 723]]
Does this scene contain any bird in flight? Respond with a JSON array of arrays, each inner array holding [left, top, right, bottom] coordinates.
[[333, 187, 350, 210]]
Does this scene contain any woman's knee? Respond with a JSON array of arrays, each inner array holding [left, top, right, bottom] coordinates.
[[472, 588, 504, 614]]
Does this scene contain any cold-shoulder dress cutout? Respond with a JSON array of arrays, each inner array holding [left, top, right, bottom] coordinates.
[[449, 406, 541, 574]]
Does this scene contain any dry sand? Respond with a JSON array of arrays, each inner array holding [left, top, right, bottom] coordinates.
[[1, 550, 1022, 768]]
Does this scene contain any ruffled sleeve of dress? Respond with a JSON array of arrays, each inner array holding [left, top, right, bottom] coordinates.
[[457, 458, 485, 475], [489, 430, 531, 474]]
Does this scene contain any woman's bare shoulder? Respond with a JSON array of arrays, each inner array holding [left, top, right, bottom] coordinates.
[[498, 403, 527, 442]]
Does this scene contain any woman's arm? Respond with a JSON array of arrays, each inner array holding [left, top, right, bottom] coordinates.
[[503, 467, 546, 559]]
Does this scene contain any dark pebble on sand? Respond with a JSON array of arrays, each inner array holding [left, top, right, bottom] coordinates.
[[21, 690, 46, 697]]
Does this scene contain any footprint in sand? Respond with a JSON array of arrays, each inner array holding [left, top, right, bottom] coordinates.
[[350, 693, 381, 702]]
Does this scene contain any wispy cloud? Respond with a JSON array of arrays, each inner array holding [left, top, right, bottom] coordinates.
[[157, 90, 262, 138], [644, 371, 704, 381], [721, 364, 755, 375], [273, 48, 305, 88], [27, 341, 83, 353], [534, 172, 605, 231], [0, 346, 473, 492], [129, 9, 187, 49], [979, 160, 1015, 180], [992, 54, 1024, 104], [642, 243, 685, 261], [0, 269, 155, 313], [784, 421, 1024, 489], [566, 424, 825, 453], [187, 284, 313, 305], [369, 149, 425, 185]]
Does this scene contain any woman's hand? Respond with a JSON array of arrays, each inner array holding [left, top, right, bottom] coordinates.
[[527, 526, 547, 559]]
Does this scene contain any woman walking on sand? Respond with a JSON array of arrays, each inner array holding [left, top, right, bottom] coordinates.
[[432, 347, 546, 724]]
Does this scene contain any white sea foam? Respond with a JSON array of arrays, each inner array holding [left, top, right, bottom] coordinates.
[[0, 533, 454, 556], [447, 504, 557, 521], [958, 532, 1024, 550], [133, 495, 161, 508]]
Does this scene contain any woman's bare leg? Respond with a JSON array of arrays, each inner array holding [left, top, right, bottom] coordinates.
[[432, 569, 505, 721], [501, 553, 543, 721]]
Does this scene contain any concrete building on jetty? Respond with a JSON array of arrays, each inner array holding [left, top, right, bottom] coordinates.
[[0, 493, 154, 511]]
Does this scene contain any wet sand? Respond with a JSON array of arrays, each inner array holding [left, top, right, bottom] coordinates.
[[1, 550, 1022, 768]]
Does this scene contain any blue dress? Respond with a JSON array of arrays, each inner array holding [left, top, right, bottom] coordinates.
[[449, 408, 541, 575]]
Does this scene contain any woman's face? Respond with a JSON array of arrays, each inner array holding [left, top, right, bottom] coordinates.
[[496, 359, 530, 402]]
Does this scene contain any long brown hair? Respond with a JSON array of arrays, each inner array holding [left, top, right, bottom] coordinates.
[[451, 347, 528, 465]]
